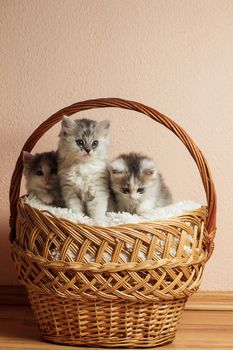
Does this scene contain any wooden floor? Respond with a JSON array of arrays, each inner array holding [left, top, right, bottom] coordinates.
[[0, 305, 232, 349]]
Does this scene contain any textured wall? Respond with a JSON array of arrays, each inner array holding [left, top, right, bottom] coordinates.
[[1, 0, 233, 290]]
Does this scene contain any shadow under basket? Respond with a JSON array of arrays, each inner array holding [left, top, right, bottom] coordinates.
[[9, 98, 217, 348]]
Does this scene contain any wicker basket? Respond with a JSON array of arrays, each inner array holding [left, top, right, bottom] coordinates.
[[9, 98, 216, 348]]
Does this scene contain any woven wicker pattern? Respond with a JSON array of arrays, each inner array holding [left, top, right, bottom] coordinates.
[[28, 289, 187, 347], [13, 199, 208, 301], [16, 200, 207, 262], [9, 98, 217, 347]]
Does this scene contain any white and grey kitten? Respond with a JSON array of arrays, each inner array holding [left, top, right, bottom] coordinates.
[[23, 151, 63, 206], [109, 152, 172, 215], [58, 116, 110, 225]]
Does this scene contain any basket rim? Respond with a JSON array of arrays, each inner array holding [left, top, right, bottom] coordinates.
[[14, 196, 209, 271], [18, 195, 208, 230]]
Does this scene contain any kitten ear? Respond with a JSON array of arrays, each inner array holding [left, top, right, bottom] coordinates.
[[62, 116, 76, 128], [110, 168, 124, 176], [143, 168, 157, 176], [109, 158, 125, 177], [96, 119, 110, 137], [23, 151, 34, 166], [60, 116, 76, 136], [141, 159, 158, 177]]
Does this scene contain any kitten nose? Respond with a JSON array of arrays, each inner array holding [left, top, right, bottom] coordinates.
[[44, 176, 51, 183], [85, 148, 91, 154], [129, 193, 137, 200]]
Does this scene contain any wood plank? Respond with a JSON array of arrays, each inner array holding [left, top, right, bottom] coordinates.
[[0, 285, 29, 305], [186, 291, 233, 310]]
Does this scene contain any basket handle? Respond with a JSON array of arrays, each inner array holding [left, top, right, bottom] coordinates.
[[9, 97, 216, 257]]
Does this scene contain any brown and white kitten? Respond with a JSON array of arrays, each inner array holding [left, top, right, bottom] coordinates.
[[23, 151, 62, 206], [109, 153, 172, 215], [58, 116, 110, 225]]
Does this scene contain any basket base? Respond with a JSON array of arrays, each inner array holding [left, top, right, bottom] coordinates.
[[28, 289, 187, 348], [42, 334, 175, 348]]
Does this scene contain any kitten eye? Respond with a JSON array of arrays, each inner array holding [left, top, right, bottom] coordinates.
[[36, 170, 43, 176], [112, 169, 123, 174], [121, 187, 130, 194], [50, 168, 57, 175], [76, 139, 84, 147], [92, 140, 99, 148], [137, 188, 144, 193]]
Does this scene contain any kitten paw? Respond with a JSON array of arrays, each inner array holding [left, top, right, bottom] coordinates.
[[71, 208, 85, 216], [137, 209, 151, 216], [41, 194, 54, 205]]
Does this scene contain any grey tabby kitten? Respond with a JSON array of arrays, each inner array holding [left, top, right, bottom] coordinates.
[[23, 151, 63, 206], [109, 152, 172, 215], [58, 116, 110, 225]]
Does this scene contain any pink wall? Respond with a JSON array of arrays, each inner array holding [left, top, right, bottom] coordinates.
[[1, 0, 232, 290]]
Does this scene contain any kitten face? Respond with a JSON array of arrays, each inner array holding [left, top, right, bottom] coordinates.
[[59, 116, 110, 161], [23, 151, 58, 190], [110, 153, 157, 202]]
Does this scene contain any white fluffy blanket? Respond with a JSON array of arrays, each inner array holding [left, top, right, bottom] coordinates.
[[25, 196, 201, 227]]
